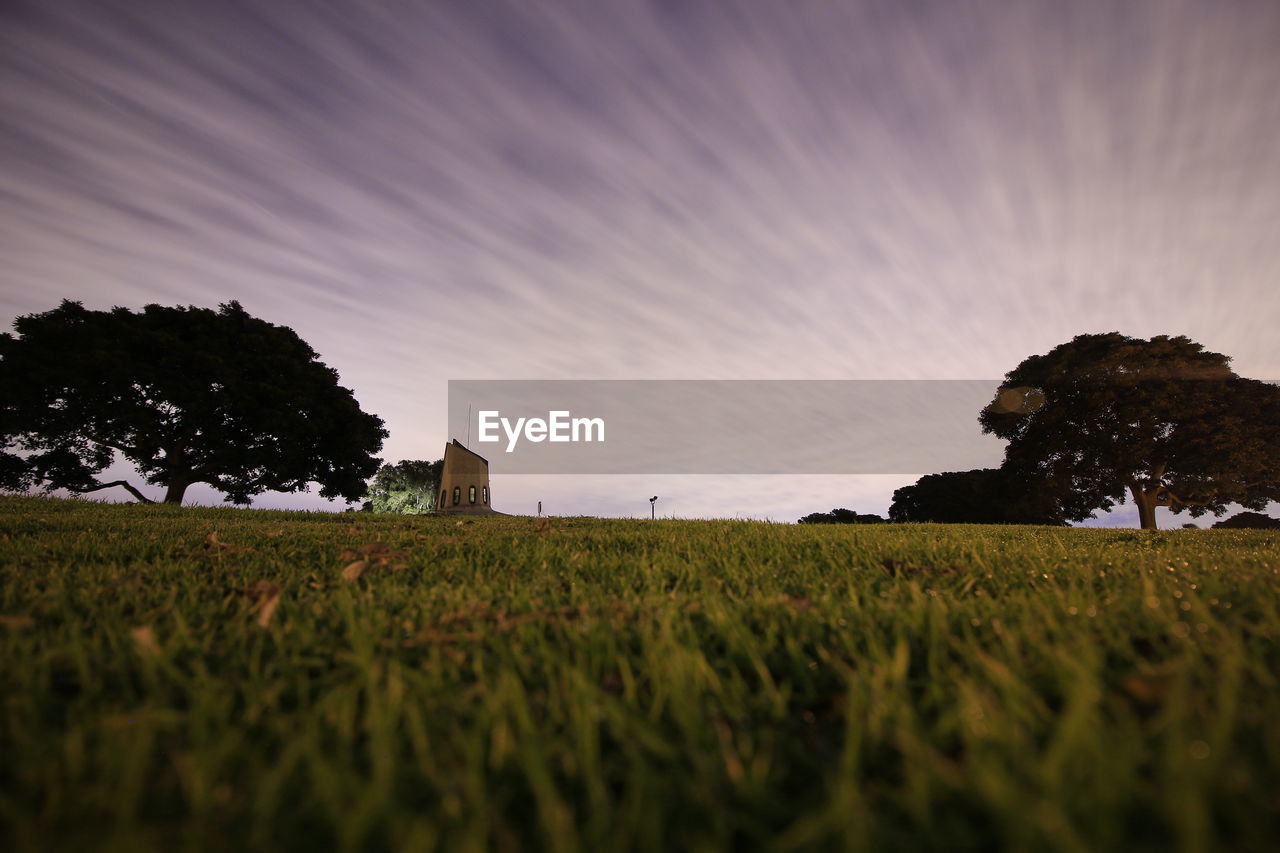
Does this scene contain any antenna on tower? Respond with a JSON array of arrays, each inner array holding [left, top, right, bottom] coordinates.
[[466, 403, 472, 448]]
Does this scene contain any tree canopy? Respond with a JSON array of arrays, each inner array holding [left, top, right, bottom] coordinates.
[[362, 459, 443, 514], [0, 300, 387, 505], [887, 468, 1068, 525], [980, 333, 1280, 529]]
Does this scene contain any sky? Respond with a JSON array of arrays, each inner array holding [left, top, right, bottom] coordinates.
[[2, 0, 1278, 525]]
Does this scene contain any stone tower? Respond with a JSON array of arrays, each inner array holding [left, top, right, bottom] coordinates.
[[436, 439, 497, 515]]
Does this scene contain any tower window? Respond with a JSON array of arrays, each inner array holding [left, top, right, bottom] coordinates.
[[469, 485, 476, 504], [440, 489, 446, 508], [482, 486, 488, 505], [452, 487, 460, 506]]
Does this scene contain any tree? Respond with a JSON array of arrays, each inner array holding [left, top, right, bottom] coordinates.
[[980, 333, 1280, 530], [0, 300, 387, 505], [797, 508, 885, 524], [887, 468, 1068, 525], [362, 459, 443, 514]]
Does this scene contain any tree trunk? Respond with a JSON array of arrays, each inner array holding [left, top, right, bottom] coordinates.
[[163, 479, 190, 505], [162, 446, 192, 505], [1130, 485, 1158, 530]]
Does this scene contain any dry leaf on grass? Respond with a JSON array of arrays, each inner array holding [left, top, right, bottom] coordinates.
[[881, 558, 967, 578], [131, 625, 159, 655], [1119, 674, 1174, 705], [248, 581, 283, 628], [338, 542, 409, 581], [339, 541, 403, 560], [203, 531, 253, 555]]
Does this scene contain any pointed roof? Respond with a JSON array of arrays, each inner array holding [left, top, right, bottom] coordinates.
[[447, 438, 489, 465]]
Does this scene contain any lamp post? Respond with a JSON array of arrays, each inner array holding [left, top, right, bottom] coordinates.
[[650, 495, 658, 520]]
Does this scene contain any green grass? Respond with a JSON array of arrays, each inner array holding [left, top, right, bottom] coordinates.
[[2, 495, 1279, 852]]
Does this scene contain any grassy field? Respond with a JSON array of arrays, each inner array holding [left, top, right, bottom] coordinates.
[[1, 495, 1278, 852]]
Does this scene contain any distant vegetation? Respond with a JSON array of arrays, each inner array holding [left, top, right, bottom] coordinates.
[[796, 508, 884, 524], [3, 495, 1278, 849], [4, 305, 1277, 530], [361, 459, 443, 514], [1211, 511, 1280, 529], [888, 468, 1066, 525]]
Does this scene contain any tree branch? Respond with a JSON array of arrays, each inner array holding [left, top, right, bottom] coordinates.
[[73, 480, 155, 504], [1162, 489, 1217, 509], [82, 434, 138, 456]]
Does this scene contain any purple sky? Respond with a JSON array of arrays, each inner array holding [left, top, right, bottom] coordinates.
[[2, 0, 1278, 525]]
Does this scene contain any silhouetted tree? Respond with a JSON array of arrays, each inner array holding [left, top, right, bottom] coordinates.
[[1211, 512, 1280, 530], [362, 459, 443, 514], [887, 468, 1067, 524], [0, 300, 387, 505], [980, 333, 1280, 529], [797, 508, 885, 524]]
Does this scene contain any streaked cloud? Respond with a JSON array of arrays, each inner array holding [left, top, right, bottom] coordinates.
[[2, 0, 1277, 524]]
